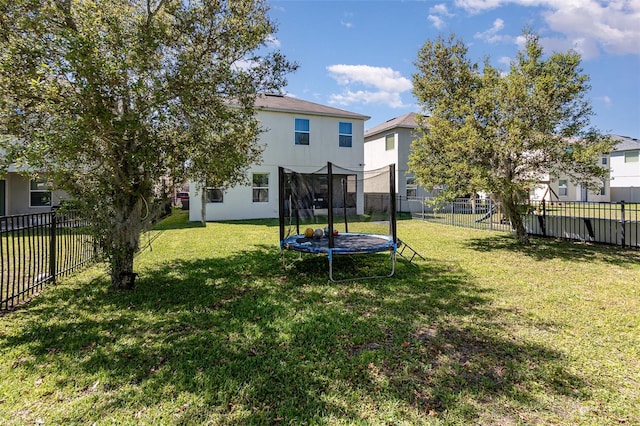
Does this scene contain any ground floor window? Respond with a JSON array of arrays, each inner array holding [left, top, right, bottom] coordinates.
[[558, 179, 568, 196], [206, 188, 224, 203], [253, 173, 269, 202], [30, 179, 52, 207], [406, 176, 417, 199]]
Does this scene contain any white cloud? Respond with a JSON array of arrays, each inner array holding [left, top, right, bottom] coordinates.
[[428, 15, 446, 29], [429, 4, 454, 16], [428, 3, 453, 29], [474, 18, 509, 43], [326, 65, 413, 108], [498, 56, 512, 67], [454, 0, 505, 14], [327, 65, 412, 92], [595, 95, 613, 108], [455, 0, 640, 57], [341, 12, 354, 29], [328, 90, 407, 108]]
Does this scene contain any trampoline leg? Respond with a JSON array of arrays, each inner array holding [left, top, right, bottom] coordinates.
[[328, 250, 335, 282], [388, 252, 396, 278]]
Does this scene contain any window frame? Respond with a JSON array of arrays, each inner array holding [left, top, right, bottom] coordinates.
[[405, 176, 417, 199], [338, 122, 352, 148], [558, 179, 568, 197], [624, 150, 639, 163], [29, 179, 52, 208], [252, 172, 269, 203], [205, 188, 224, 203], [385, 133, 395, 151], [294, 118, 310, 146], [599, 182, 606, 196]]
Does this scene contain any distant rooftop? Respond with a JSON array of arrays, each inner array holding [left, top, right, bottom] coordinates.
[[610, 134, 640, 152], [254, 94, 369, 120], [364, 112, 421, 139]]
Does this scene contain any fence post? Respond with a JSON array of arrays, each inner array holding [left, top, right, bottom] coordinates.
[[451, 200, 455, 226], [489, 198, 493, 231], [542, 199, 546, 237], [49, 211, 57, 284], [620, 201, 626, 247]]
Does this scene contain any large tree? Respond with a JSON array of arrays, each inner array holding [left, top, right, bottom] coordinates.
[[410, 33, 612, 243], [0, 0, 296, 288]]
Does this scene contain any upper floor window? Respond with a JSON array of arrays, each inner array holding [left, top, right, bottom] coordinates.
[[295, 118, 310, 145], [205, 188, 223, 203], [252, 173, 269, 202], [558, 179, 568, 196], [385, 133, 395, 151], [625, 150, 639, 163], [338, 122, 352, 147], [406, 176, 417, 199], [30, 179, 52, 207]]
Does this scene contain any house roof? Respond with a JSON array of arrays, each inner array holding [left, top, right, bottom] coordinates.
[[254, 94, 369, 121], [364, 112, 420, 139], [610, 134, 640, 152]]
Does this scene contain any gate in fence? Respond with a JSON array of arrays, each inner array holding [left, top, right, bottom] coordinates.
[[1, 211, 97, 310]]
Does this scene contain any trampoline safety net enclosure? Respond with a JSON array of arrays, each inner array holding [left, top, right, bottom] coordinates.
[[278, 162, 398, 282]]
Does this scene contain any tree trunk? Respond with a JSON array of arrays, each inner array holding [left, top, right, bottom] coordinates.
[[501, 192, 529, 244], [110, 244, 137, 289], [109, 196, 143, 289], [201, 188, 206, 226]]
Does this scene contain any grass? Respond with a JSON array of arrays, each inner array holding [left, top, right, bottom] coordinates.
[[1, 210, 639, 425]]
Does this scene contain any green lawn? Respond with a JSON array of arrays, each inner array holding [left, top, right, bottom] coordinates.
[[1, 211, 639, 425]]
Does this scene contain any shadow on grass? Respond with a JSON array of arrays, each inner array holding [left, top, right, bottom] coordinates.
[[2, 244, 589, 424], [466, 233, 640, 266]]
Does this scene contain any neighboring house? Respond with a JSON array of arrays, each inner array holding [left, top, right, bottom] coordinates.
[[188, 94, 370, 221], [530, 155, 611, 204], [1, 165, 65, 217], [608, 134, 640, 202], [363, 112, 435, 212], [531, 134, 639, 203]]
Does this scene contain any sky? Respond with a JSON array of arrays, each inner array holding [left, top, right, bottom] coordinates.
[[266, 0, 640, 138]]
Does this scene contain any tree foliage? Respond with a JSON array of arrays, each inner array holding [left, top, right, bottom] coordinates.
[[410, 33, 613, 243], [0, 0, 296, 288]]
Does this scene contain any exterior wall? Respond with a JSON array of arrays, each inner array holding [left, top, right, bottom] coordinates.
[[531, 154, 611, 203], [2, 172, 65, 216], [190, 109, 366, 221], [364, 127, 432, 213], [609, 150, 640, 202], [541, 178, 610, 203]]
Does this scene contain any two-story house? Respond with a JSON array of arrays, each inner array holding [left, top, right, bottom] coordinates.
[[531, 134, 639, 203], [188, 94, 370, 221], [363, 112, 436, 213], [609, 134, 640, 203]]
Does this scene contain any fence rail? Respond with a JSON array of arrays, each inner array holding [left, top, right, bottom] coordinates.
[[1, 211, 97, 311], [405, 196, 639, 249]]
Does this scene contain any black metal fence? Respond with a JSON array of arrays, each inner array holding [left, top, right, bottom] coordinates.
[[405, 196, 639, 249], [1, 211, 97, 311]]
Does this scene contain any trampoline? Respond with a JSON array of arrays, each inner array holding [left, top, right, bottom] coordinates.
[[279, 162, 398, 282]]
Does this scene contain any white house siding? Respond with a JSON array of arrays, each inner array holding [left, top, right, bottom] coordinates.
[[1, 172, 65, 216], [364, 113, 433, 213], [190, 97, 368, 222], [609, 149, 640, 202]]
